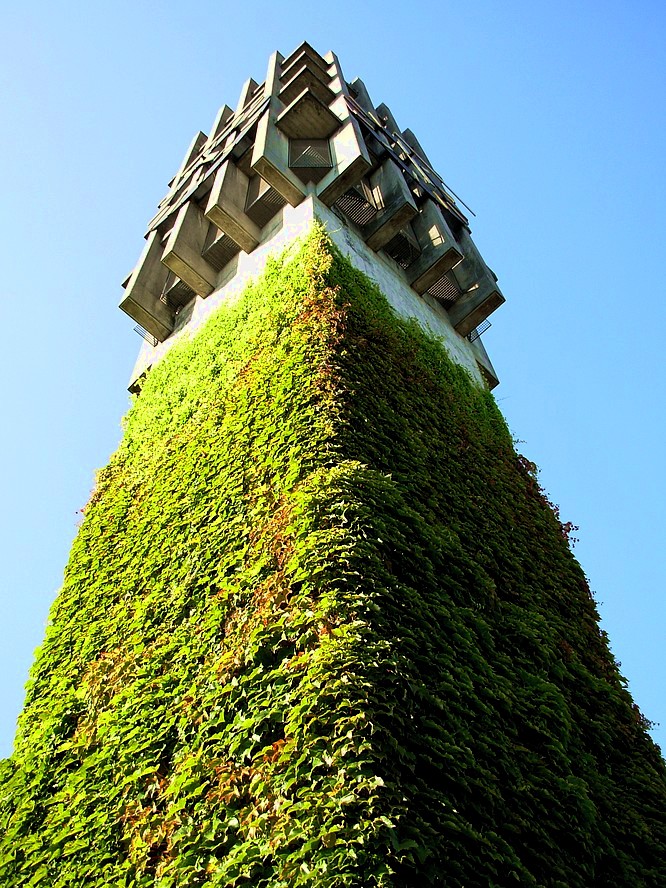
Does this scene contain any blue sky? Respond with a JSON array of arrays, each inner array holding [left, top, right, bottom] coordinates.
[[1, 0, 664, 758]]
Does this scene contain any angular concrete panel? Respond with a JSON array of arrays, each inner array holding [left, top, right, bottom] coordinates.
[[316, 85, 372, 207], [349, 77, 379, 121], [251, 100, 308, 207], [317, 121, 371, 206], [262, 51, 282, 99], [401, 128, 432, 165], [162, 201, 218, 298], [205, 161, 261, 253], [168, 131, 208, 189], [120, 230, 174, 342], [244, 175, 287, 228], [407, 199, 463, 294], [208, 105, 234, 143], [235, 77, 259, 115], [279, 66, 336, 107], [281, 43, 331, 86], [315, 56, 372, 207], [276, 90, 342, 140], [469, 335, 500, 390], [375, 102, 401, 136], [446, 227, 504, 334], [448, 228, 490, 292], [448, 275, 505, 337], [364, 158, 418, 251]]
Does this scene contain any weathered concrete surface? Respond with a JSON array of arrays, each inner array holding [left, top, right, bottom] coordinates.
[[364, 158, 418, 250], [251, 99, 308, 206], [120, 230, 173, 341], [162, 201, 217, 298], [407, 200, 463, 293], [129, 198, 487, 391], [205, 162, 261, 254], [448, 227, 505, 336]]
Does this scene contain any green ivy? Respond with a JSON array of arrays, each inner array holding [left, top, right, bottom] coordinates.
[[1, 226, 664, 886]]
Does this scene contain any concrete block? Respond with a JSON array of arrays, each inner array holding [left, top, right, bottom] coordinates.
[[364, 158, 418, 251], [382, 223, 422, 269], [281, 43, 331, 86], [314, 59, 372, 207], [321, 51, 348, 100], [446, 228, 504, 334], [251, 100, 307, 207], [235, 77, 259, 115], [333, 179, 377, 225], [317, 123, 371, 205], [348, 77, 379, 121], [316, 91, 372, 207], [448, 273, 505, 338], [263, 51, 283, 98], [376, 102, 401, 136], [353, 99, 396, 160], [162, 201, 218, 298], [208, 105, 234, 143], [201, 225, 241, 271], [168, 131, 208, 189], [407, 199, 463, 294], [205, 161, 261, 253], [120, 230, 174, 341], [289, 138, 333, 184], [448, 228, 489, 292], [162, 273, 196, 310], [279, 66, 335, 106], [276, 89, 341, 139], [401, 128, 432, 165]]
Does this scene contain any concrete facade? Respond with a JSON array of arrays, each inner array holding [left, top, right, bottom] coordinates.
[[122, 42, 502, 392]]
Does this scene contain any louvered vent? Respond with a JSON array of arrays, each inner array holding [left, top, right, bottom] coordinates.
[[290, 139, 332, 168], [467, 319, 492, 342], [384, 227, 421, 268], [289, 138, 333, 184], [161, 274, 196, 310], [133, 325, 158, 347], [245, 176, 288, 228], [202, 224, 241, 271], [427, 272, 462, 305], [334, 181, 378, 226]]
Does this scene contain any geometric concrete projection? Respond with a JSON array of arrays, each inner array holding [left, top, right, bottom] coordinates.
[[120, 42, 504, 390]]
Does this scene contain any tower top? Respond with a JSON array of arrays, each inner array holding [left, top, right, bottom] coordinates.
[[121, 42, 503, 389]]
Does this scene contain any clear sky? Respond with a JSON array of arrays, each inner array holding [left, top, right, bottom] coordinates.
[[1, 0, 664, 759]]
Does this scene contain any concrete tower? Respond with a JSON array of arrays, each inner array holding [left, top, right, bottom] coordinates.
[[2, 43, 665, 888]]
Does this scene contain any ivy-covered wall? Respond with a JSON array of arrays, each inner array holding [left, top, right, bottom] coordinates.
[[1, 228, 664, 887]]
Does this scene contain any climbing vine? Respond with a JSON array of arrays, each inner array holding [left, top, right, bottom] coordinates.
[[0, 227, 664, 887]]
